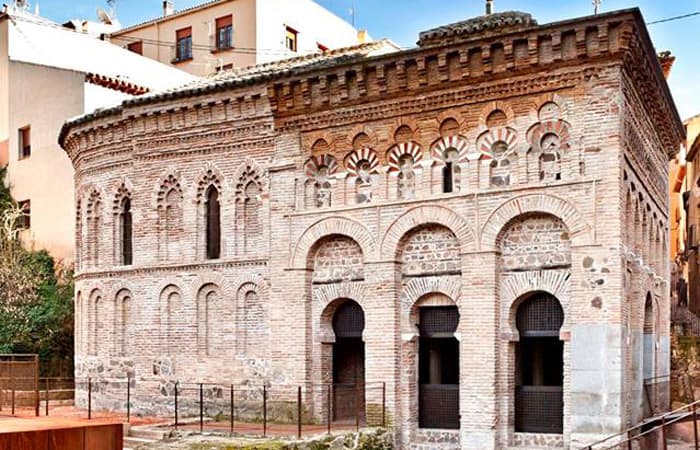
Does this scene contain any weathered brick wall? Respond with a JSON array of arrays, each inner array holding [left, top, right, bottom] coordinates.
[[61, 9, 682, 450]]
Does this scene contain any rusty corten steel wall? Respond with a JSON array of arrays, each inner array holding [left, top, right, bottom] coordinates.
[[0, 423, 123, 450]]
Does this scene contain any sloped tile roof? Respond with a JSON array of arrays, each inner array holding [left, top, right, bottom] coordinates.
[[61, 38, 399, 136]]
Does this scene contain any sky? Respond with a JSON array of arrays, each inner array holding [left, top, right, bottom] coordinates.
[[29, 0, 700, 121]]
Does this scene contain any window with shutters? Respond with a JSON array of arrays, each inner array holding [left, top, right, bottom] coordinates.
[[175, 27, 192, 62], [215, 15, 233, 50]]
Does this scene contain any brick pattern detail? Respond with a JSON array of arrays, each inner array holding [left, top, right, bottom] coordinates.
[[61, 10, 681, 449], [312, 236, 364, 283]]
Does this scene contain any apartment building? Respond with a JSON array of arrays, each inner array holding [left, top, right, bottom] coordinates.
[[110, 0, 368, 76], [0, 3, 198, 263]]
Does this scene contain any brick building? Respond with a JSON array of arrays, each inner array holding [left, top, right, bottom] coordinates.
[[59, 8, 683, 450]]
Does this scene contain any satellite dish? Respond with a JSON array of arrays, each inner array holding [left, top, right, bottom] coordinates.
[[96, 7, 113, 25]]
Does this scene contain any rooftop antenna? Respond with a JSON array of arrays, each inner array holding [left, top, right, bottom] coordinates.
[[486, 0, 494, 15], [593, 0, 601, 15], [349, 0, 356, 27], [106, 0, 117, 19]]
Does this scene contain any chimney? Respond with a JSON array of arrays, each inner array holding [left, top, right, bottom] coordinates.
[[486, 0, 494, 15], [163, 0, 174, 17], [658, 50, 676, 79], [357, 29, 367, 44]]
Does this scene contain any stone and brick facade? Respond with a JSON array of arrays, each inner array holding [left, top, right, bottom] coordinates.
[[59, 8, 683, 450]]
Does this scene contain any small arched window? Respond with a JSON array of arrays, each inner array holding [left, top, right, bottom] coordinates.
[[120, 198, 133, 265], [205, 186, 221, 259], [442, 149, 460, 193]]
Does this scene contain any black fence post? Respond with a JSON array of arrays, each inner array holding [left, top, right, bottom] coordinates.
[[693, 402, 698, 450], [382, 382, 386, 428], [263, 385, 267, 437], [174, 382, 179, 431], [88, 378, 92, 420], [45, 378, 49, 416], [230, 384, 234, 435], [10, 358, 14, 415], [34, 355, 39, 417], [297, 386, 302, 439], [199, 383, 204, 434], [126, 375, 131, 423], [327, 384, 331, 435]]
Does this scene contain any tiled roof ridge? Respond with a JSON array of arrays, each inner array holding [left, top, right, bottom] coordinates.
[[418, 10, 537, 46], [209, 39, 395, 81], [110, 0, 228, 35]]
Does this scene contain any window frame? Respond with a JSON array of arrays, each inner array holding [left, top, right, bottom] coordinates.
[[285, 25, 298, 52], [205, 186, 221, 260], [17, 199, 30, 230], [18, 125, 31, 160], [120, 197, 133, 266], [215, 15, 233, 51], [175, 27, 193, 62]]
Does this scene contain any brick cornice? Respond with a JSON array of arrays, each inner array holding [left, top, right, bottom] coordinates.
[[75, 258, 268, 281]]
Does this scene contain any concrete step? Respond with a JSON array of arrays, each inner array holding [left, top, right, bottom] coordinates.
[[123, 436, 156, 449], [129, 427, 168, 440]]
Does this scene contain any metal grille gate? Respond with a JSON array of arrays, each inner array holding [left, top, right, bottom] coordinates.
[[0, 354, 39, 415]]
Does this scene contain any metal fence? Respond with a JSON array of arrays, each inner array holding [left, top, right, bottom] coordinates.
[[74, 377, 387, 438]]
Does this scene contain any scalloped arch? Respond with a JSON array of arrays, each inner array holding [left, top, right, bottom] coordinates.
[[381, 205, 475, 258], [480, 194, 593, 250], [431, 135, 469, 163], [290, 217, 377, 268], [402, 277, 462, 306]]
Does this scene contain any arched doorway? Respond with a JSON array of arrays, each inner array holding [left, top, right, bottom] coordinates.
[[332, 300, 365, 421], [418, 305, 460, 429], [515, 293, 564, 434]]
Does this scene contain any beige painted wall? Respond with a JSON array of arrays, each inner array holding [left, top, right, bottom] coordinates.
[[0, 20, 9, 168], [7, 61, 82, 262], [111, 0, 257, 76]]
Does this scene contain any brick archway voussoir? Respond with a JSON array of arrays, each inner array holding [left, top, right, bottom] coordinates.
[[480, 193, 592, 250], [290, 216, 377, 268], [381, 205, 475, 259]]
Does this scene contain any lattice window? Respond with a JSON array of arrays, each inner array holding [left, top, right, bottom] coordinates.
[[332, 300, 365, 338], [516, 294, 564, 337]]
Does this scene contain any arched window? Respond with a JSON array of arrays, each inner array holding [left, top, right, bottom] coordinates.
[[515, 293, 564, 434], [442, 148, 460, 193], [205, 186, 221, 259], [120, 197, 133, 265]]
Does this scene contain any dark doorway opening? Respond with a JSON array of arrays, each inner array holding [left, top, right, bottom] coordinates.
[[515, 293, 564, 434], [418, 306, 460, 429], [332, 300, 365, 421]]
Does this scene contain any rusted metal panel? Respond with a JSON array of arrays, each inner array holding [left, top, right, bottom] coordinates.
[[49, 427, 84, 450], [85, 424, 122, 450], [0, 422, 121, 450]]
